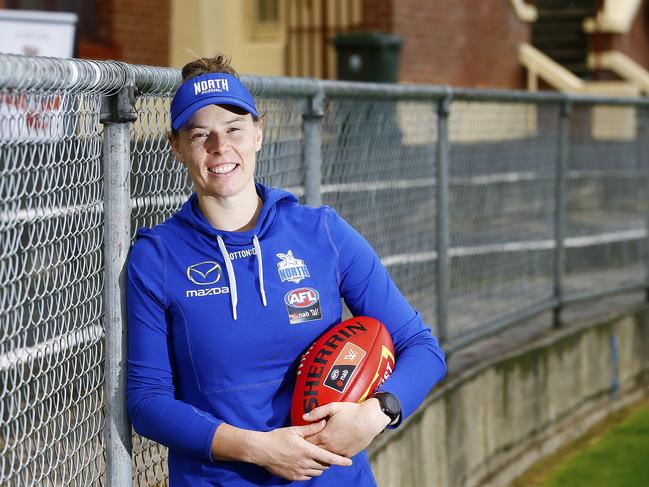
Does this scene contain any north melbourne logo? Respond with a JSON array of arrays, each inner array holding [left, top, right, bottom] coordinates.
[[194, 78, 229, 95], [277, 250, 310, 284], [187, 261, 222, 285]]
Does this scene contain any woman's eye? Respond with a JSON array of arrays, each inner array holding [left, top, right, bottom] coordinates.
[[191, 133, 207, 140], [227, 127, 241, 133]]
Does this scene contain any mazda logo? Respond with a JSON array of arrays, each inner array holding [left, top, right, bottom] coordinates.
[[187, 261, 222, 285]]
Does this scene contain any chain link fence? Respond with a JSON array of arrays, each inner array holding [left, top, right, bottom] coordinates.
[[1, 54, 648, 486]]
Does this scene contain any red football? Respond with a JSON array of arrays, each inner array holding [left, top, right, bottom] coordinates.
[[291, 316, 395, 426]]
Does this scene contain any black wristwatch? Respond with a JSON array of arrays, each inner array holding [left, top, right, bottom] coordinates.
[[371, 392, 401, 427]]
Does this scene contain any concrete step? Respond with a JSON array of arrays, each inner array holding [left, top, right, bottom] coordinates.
[[533, 33, 587, 45], [536, 8, 595, 20], [535, 0, 595, 7], [532, 23, 588, 35], [535, 46, 588, 63]]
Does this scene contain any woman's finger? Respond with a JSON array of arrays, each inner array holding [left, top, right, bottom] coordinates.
[[307, 460, 329, 471], [303, 402, 340, 421], [309, 444, 352, 467], [294, 419, 326, 437], [303, 468, 326, 477]]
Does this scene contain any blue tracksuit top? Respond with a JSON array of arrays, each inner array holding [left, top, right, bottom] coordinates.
[[126, 183, 446, 486]]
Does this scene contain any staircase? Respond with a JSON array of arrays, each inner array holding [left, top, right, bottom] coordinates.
[[532, 0, 598, 78]]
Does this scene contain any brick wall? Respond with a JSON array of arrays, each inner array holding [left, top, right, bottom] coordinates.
[[79, 0, 170, 66], [362, 0, 393, 32], [105, 0, 170, 66], [362, 0, 531, 89], [610, 0, 649, 67]]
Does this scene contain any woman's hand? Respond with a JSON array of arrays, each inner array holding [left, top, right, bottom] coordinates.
[[302, 399, 391, 457], [251, 420, 353, 481]]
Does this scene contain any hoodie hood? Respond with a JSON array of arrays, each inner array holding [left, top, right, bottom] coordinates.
[[174, 183, 298, 245], [172, 183, 298, 320]]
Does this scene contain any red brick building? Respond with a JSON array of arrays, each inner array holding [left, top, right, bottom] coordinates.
[[1, 0, 649, 91], [289, 0, 649, 91], [361, 0, 649, 89], [362, 0, 529, 88]]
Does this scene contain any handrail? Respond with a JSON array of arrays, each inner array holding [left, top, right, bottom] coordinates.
[[509, 0, 538, 22], [583, 0, 642, 33], [519, 43, 641, 97], [519, 43, 585, 92], [589, 50, 649, 95]]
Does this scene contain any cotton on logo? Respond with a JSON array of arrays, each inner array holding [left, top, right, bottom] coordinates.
[[284, 288, 319, 308]]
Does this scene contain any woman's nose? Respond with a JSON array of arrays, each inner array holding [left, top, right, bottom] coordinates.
[[206, 133, 228, 153]]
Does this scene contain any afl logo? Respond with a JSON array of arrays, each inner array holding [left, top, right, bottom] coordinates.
[[284, 288, 320, 308]]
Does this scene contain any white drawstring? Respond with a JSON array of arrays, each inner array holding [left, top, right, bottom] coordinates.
[[253, 235, 267, 307], [217, 235, 267, 319], [217, 235, 238, 320]]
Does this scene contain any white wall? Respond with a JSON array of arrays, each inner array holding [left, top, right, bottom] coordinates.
[[170, 0, 285, 76]]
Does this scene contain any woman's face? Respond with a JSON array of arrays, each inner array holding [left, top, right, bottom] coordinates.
[[171, 104, 263, 200]]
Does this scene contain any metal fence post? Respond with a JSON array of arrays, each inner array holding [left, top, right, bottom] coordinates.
[[553, 99, 572, 327], [436, 91, 452, 344], [101, 84, 137, 486], [642, 107, 649, 304], [303, 82, 325, 206]]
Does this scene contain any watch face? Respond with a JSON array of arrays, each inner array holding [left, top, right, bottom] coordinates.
[[384, 394, 400, 416]]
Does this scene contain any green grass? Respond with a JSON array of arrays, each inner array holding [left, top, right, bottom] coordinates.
[[544, 400, 649, 487], [510, 397, 649, 487]]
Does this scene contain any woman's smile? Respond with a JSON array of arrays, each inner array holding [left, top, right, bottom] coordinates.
[[207, 163, 237, 175]]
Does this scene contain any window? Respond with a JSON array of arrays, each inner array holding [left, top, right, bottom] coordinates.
[[257, 0, 279, 23], [250, 0, 283, 40]]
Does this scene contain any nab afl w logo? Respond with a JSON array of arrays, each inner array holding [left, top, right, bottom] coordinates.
[[276, 250, 310, 284], [284, 287, 322, 324], [187, 261, 222, 285]]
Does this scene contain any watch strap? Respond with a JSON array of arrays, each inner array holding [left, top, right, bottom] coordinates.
[[371, 391, 401, 426]]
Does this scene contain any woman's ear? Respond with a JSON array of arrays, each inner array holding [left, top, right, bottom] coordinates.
[[168, 132, 185, 164], [254, 119, 263, 153]]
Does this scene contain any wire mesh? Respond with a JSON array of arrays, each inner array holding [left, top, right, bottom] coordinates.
[[255, 97, 307, 192], [130, 94, 189, 234], [2, 54, 649, 486], [321, 97, 438, 328], [563, 103, 649, 297], [128, 86, 178, 487], [0, 87, 106, 485], [447, 101, 560, 339]]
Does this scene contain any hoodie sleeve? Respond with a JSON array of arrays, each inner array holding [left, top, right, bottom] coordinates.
[[126, 229, 222, 461], [324, 208, 446, 426]]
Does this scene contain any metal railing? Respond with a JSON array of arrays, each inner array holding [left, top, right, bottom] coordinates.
[[1, 53, 648, 486]]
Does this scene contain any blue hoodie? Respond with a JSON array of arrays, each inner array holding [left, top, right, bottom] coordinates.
[[126, 183, 446, 486]]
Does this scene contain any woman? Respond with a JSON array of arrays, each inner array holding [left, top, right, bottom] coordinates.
[[127, 55, 446, 486]]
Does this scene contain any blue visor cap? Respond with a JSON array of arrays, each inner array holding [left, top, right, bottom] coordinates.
[[170, 73, 258, 130]]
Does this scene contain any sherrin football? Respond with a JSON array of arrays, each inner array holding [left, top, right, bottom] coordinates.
[[291, 316, 395, 426]]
